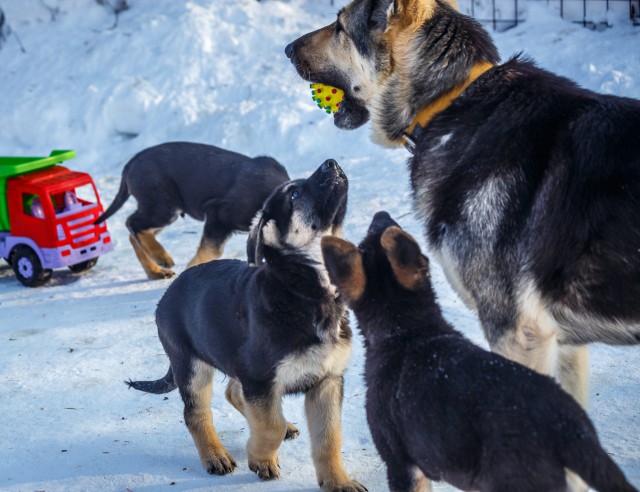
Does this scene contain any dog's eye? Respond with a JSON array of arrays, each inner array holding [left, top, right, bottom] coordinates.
[[290, 190, 300, 202]]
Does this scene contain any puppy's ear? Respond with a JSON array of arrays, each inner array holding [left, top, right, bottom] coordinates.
[[246, 214, 265, 265], [321, 236, 366, 304], [380, 226, 430, 291]]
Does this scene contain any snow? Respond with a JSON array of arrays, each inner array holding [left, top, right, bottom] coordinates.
[[0, 1, 638, 491]]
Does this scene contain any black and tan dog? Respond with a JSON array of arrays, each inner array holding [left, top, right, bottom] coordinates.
[[321, 212, 637, 492], [126, 160, 366, 492], [95, 142, 289, 279], [286, 0, 640, 408]]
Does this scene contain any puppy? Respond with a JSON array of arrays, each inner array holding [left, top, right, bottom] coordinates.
[[126, 160, 366, 492], [286, 0, 640, 409], [95, 141, 289, 279], [321, 212, 637, 492]]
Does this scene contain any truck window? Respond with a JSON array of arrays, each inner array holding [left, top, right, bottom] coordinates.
[[23, 193, 45, 219], [74, 183, 97, 205], [50, 184, 97, 216]]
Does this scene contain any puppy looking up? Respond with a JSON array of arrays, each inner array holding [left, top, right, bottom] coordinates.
[[127, 160, 366, 492], [95, 141, 289, 279], [321, 212, 636, 492]]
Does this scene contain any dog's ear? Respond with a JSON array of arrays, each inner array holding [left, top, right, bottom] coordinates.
[[380, 226, 430, 291], [246, 214, 266, 265], [321, 236, 366, 304], [391, 0, 458, 22], [370, 0, 396, 31]]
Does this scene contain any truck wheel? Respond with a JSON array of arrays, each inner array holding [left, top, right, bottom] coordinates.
[[11, 246, 52, 287], [68, 258, 98, 273]]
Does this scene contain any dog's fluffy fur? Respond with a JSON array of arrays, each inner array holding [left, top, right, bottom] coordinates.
[[321, 211, 637, 492], [95, 142, 289, 279], [286, 0, 640, 407], [126, 160, 366, 492]]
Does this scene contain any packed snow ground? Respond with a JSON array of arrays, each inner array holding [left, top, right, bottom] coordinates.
[[0, 1, 639, 491]]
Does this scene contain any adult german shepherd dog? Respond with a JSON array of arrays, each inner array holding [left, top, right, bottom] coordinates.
[[127, 160, 366, 492], [286, 0, 640, 407], [321, 211, 637, 492]]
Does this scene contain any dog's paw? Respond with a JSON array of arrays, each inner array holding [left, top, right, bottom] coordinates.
[[284, 422, 299, 440], [249, 457, 280, 480], [321, 479, 368, 492], [202, 449, 237, 476]]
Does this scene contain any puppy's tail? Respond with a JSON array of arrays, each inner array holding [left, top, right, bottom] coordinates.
[[125, 367, 177, 394], [562, 437, 638, 492], [95, 172, 130, 225]]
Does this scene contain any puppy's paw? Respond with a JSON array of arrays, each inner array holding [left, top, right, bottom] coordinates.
[[156, 256, 175, 268], [146, 268, 175, 280], [321, 479, 368, 492], [284, 422, 299, 440], [249, 457, 280, 480], [202, 448, 237, 476]]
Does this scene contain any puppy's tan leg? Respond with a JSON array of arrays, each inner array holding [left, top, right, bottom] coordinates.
[[186, 236, 227, 269], [183, 360, 236, 475], [305, 376, 366, 492], [136, 228, 175, 268], [558, 345, 589, 408], [243, 395, 288, 480], [225, 379, 299, 440], [128, 234, 174, 279]]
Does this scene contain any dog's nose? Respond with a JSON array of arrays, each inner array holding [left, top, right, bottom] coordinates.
[[368, 211, 399, 235], [285, 43, 293, 59]]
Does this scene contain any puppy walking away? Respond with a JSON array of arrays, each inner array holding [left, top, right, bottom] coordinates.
[[127, 160, 366, 492], [322, 212, 637, 492], [96, 142, 289, 279]]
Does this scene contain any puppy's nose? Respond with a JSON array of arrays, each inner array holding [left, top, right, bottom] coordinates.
[[368, 211, 399, 235], [322, 159, 338, 172], [285, 43, 293, 59]]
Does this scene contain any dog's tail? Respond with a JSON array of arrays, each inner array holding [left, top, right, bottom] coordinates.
[[95, 171, 130, 225], [562, 436, 637, 492], [125, 367, 177, 394]]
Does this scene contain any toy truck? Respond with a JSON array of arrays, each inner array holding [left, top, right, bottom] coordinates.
[[0, 150, 113, 287]]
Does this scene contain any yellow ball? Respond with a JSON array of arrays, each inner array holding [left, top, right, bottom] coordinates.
[[310, 83, 344, 114]]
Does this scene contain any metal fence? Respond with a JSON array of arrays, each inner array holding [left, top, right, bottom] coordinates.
[[459, 0, 639, 30], [458, 0, 524, 31]]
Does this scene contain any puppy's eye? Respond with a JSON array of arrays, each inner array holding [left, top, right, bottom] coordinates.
[[290, 190, 300, 202]]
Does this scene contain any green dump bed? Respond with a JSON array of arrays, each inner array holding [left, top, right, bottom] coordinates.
[[0, 150, 76, 231]]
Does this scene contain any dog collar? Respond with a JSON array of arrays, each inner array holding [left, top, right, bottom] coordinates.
[[401, 61, 495, 154]]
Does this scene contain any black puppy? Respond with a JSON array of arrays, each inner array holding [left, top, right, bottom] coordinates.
[[95, 141, 289, 279], [321, 212, 637, 492], [127, 160, 366, 492]]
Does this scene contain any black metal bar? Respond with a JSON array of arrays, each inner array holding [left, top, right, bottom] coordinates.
[[492, 0, 496, 30]]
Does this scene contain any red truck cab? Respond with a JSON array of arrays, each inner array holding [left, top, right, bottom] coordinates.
[[0, 150, 113, 286]]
